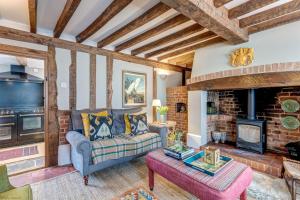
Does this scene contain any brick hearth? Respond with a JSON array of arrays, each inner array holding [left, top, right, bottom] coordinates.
[[203, 143, 284, 177]]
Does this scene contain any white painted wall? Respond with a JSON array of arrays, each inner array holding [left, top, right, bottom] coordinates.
[[192, 21, 300, 76], [56, 48, 71, 110], [112, 59, 154, 122], [76, 52, 90, 110], [156, 70, 182, 106], [96, 55, 106, 108]]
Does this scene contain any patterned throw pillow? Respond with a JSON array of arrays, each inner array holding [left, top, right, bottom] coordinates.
[[81, 111, 108, 138], [128, 113, 149, 135], [89, 114, 113, 141]]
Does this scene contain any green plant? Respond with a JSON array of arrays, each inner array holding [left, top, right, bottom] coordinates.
[[156, 106, 169, 115]]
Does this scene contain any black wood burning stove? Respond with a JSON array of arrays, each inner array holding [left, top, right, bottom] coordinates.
[[236, 89, 266, 154]]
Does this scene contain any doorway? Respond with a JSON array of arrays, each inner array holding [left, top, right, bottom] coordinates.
[[0, 45, 48, 175]]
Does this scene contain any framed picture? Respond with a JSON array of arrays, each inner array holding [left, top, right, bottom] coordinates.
[[122, 71, 147, 107]]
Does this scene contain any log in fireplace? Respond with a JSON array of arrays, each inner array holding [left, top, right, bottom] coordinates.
[[236, 89, 266, 154]]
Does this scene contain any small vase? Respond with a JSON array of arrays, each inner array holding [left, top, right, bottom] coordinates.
[[212, 131, 222, 143], [220, 132, 227, 143], [160, 114, 166, 124]]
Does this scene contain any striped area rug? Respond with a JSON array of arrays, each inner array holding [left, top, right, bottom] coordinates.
[[30, 158, 291, 200]]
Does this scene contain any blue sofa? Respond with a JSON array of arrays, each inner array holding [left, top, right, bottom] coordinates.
[[66, 108, 165, 185]]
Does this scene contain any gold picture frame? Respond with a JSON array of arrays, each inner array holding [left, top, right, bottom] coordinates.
[[122, 71, 147, 108]]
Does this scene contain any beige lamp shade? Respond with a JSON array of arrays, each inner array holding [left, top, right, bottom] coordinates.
[[152, 99, 161, 107]]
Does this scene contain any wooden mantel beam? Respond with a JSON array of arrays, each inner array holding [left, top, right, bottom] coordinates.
[[97, 2, 170, 48], [76, 0, 133, 43], [54, 0, 81, 38], [160, 0, 248, 44], [0, 26, 188, 72], [28, 0, 37, 33]]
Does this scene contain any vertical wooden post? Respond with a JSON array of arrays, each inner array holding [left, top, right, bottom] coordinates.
[[69, 50, 76, 110], [106, 55, 113, 108], [153, 69, 157, 122], [182, 69, 186, 86], [46, 45, 59, 166], [90, 54, 96, 110]]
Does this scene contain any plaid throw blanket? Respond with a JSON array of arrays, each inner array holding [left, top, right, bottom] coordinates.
[[91, 132, 161, 164]]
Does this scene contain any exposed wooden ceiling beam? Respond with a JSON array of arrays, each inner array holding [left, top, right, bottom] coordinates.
[[76, 0, 133, 43], [0, 25, 188, 72], [131, 24, 203, 56], [54, 0, 81, 38], [28, 0, 37, 33], [158, 37, 225, 61], [160, 0, 248, 44], [145, 31, 216, 58], [115, 14, 189, 52], [214, 0, 233, 8], [229, 0, 278, 19], [248, 10, 300, 34], [168, 52, 195, 67], [97, 3, 170, 48], [240, 0, 300, 28]]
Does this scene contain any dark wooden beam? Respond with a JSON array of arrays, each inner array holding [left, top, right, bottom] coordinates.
[[106, 55, 113, 108], [131, 24, 203, 56], [188, 71, 300, 91], [214, 0, 233, 8], [160, 0, 248, 44], [115, 14, 190, 52], [145, 31, 216, 58], [69, 50, 76, 110], [28, 0, 37, 33], [240, 0, 300, 28], [97, 3, 170, 48], [158, 37, 225, 61], [249, 11, 300, 34], [90, 54, 96, 110], [229, 0, 278, 19], [168, 52, 195, 66], [54, 0, 81, 38], [0, 25, 188, 72], [76, 0, 133, 43]]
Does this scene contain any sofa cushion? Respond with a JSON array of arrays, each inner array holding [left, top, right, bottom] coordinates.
[[91, 132, 161, 164], [81, 111, 108, 137], [71, 109, 111, 131], [89, 115, 114, 141], [128, 113, 149, 135], [111, 108, 142, 135]]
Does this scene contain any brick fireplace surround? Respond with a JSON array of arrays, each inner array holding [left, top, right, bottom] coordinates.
[[188, 62, 300, 177]]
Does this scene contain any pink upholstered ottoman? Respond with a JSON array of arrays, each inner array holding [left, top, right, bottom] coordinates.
[[146, 149, 253, 200]]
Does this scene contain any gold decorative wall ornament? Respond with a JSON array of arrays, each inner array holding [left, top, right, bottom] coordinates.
[[230, 48, 254, 67]]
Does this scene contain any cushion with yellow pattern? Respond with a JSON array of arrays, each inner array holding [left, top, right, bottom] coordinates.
[[124, 113, 132, 136], [89, 114, 113, 141], [128, 113, 149, 135], [81, 111, 108, 137]]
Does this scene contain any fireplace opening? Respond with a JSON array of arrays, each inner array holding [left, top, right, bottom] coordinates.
[[236, 89, 266, 154]]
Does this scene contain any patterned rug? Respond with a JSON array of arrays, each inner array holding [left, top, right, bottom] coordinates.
[[114, 186, 158, 200], [30, 158, 292, 200]]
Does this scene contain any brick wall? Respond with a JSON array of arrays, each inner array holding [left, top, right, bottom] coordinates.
[[58, 111, 71, 145], [166, 86, 188, 136], [208, 87, 300, 153]]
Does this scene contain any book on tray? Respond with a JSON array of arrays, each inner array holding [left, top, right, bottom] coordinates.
[[163, 144, 195, 160]]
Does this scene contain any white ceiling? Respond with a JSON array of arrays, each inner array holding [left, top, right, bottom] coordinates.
[[0, 0, 295, 60]]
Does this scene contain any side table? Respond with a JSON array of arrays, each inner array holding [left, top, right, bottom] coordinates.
[[148, 121, 176, 147]]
